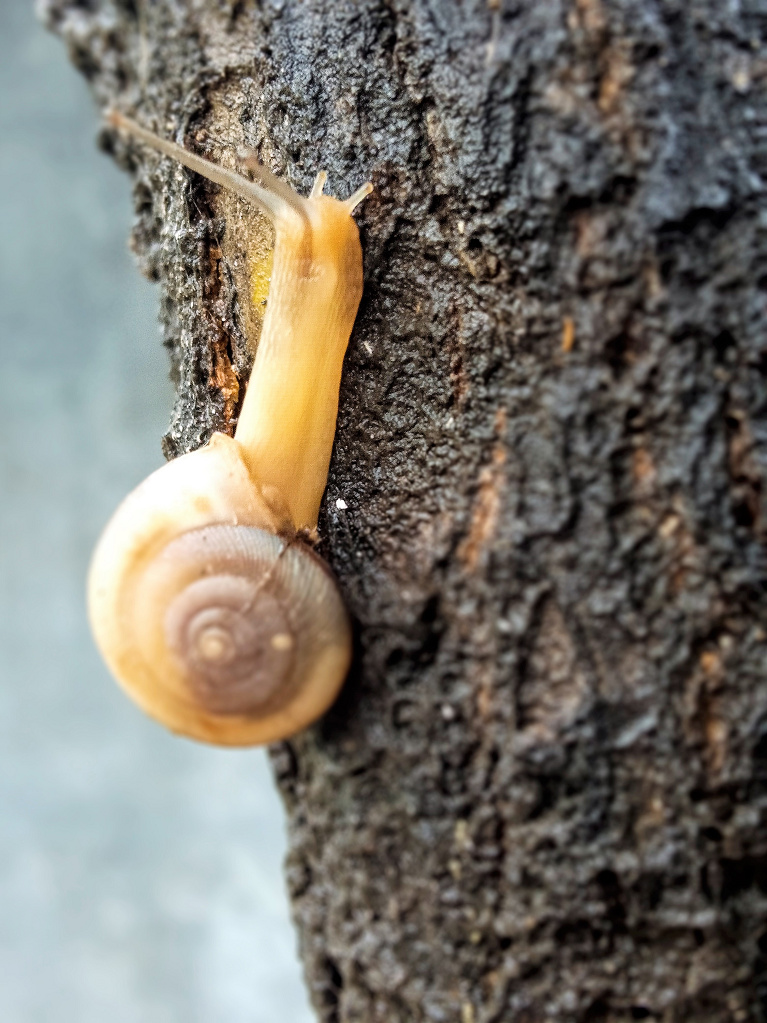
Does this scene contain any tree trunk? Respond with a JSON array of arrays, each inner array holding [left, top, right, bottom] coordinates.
[[41, 0, 767, 1019]]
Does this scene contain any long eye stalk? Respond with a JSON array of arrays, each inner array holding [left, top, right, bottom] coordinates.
[[107, 110, 308, 224]]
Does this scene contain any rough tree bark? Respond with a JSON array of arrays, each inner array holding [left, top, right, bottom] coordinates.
[[41, 0, 767, 1020]]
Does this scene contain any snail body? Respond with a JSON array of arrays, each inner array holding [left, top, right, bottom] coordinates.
[[89, 113, 371, 746]]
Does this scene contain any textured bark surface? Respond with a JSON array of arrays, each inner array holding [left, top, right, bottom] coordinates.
[[41, 0, 767, 1020]]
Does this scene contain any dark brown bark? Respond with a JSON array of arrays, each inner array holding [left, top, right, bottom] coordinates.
[[41, 0, 767, 1019]]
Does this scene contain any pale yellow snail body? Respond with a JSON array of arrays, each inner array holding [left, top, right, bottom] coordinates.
[[88, 112, 372, 746]]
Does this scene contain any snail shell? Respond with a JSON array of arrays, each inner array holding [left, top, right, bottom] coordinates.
[[88, 434, 351, 746]]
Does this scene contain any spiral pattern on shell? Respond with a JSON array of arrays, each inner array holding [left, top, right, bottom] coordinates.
[[164, 572, 295, 715], [96, 523, 351, 745]]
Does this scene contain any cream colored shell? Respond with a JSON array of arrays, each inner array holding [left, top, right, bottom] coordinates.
[[88, 436, 351, 745]]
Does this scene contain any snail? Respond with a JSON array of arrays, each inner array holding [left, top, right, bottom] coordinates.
[[88, 111, 372, 746]]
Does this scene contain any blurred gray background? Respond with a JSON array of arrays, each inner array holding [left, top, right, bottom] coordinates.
[[0, 4, 312, 1021]]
